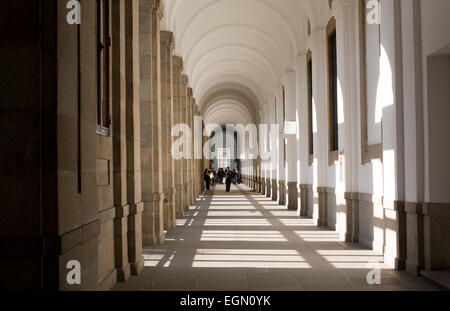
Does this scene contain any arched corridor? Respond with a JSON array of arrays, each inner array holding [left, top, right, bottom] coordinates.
[[1, 0, 450, 292]]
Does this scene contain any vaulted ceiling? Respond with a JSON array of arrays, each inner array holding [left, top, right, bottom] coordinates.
[[161, 0, 331, 125]]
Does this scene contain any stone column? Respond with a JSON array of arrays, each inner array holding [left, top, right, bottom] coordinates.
[[269, 96, 278, 201], [112, 0, 131, 282], [260, 116, 266, 195], [194, 104, 203, 197], [295, 52, 313, 217], [380, 0, 406, 269], [310, 27, 328, 227], [125, 0, 144, 276], [264, 109, 272, 198], [181, 75, 190, 210], [160, 31, 176, 230], [284, 71, 299, 211], [172, 56, 184, 218], [333, 0, 359, 242], [190, 96, 198, 201], [275, 87, 286, 206], [187, 88, 194, 205], [139, 0, 165, 245]]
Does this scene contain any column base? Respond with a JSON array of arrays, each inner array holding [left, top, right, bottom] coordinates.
[[183, 183, 189, 211], [130, 255, 145, 276], [266, 178, 271, 198], [271, 179, 278, 201], [163, 188, 176, 230], [383, 200, 406, 270], [287, 182, 298, 211], [143, 231, 165, 246], [128, 202, 144, 276], [317, 187, 329, 227], [175, 184, 184, 218], [114, 204, 131, 283], [142, 196, 166, 246], [405, 202, 424, 276], [344, 192, 360, 243], [117, 264, 131, 283], [278, 180, 286, 206], [299, 184, 312, 217]]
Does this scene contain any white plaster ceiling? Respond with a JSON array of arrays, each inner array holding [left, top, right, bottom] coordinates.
[[161, 0, 330, 125]]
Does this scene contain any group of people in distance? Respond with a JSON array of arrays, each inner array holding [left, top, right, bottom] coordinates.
[[203, 167, 241, 192]]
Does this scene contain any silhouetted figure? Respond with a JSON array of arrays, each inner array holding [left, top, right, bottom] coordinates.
[[218, 168, 225, 184], [204, 169, 211, 191], [225, 167, 233, 192], [236, 169, 241, 184]]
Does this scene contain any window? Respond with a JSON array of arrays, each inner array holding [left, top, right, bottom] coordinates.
[[327, 17, 339, 165], [359, 0, 382, 164], [307, 50, 314, 166], [97, 0, 111, 136]]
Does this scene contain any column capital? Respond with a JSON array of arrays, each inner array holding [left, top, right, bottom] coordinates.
[[172, 56, 184, 71], [161, 31, 175, 50]]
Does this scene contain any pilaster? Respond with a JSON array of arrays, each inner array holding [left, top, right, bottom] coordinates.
[[287, 182, 298, 211], [139, 0, 165, 246], [125, 0, 144, 276], [172, 56, 184, 218], [181, 74, 190, 210], [160, 30, 176, 230]]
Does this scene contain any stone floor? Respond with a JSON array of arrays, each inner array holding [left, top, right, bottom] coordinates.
[[113, 184, 440, 291]]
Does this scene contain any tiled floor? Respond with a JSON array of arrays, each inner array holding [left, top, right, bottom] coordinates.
[[112, 184, 439, 291]]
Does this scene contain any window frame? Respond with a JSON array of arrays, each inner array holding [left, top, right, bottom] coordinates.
[[306, 50, 314, 167], [96, 0, 112, 137], [326, 17, 339, 166], [359, 0, 382, 164]]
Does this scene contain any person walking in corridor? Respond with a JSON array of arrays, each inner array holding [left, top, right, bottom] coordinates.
[[204, 169, 211, 192], [225, 167, 233, 192]]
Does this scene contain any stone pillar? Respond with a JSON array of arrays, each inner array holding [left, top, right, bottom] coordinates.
[[193, 104, 199, 195], [275, 87, 286, 205], [139, 0, 165, 246], [299, 184, 312, 217], [112, 0, 131, 283], [317, 187, 329, 227], [294, 51, 315, 218], [125, 0, 144, 276], [332, 0, 360, 243], [272, 179, 278, 201], [261, 176, 266, 195], [380, 0, 406, 269], [172, 56, 184, 218], [190, 96, 198, 201], [279, 181, 286, 206], [400, 0, 424, 275], [195, 105, 202, 195], [269, 95, 278, 201], [284, 71, 299, 211], [181, 75, 190, 210], [160, 31, 176, 230], [287, 182, 298, 211], [187, 88, 194, 205], [266, 178, 272, 198]]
